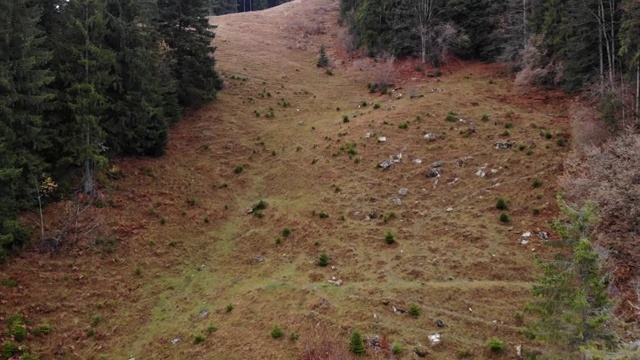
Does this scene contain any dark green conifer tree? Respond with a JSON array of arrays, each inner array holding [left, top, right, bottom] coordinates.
[[156, 0, 223, 108]]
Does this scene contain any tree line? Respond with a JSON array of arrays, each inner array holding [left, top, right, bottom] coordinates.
[[341, 0, 639, 119], [0, 0, 222, 258], [205, 0, 291, 15]]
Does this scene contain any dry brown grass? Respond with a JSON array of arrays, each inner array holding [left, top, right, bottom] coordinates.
[[0, 0, 592, 358]]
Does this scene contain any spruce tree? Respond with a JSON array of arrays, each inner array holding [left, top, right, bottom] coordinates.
[[317, 45, 329, 67], [156, 0, 223, 107], [526, 197, 615, 354], [103, 0, 178, 156], [0, 0, 53, 253], [50, 0, 116, 195]]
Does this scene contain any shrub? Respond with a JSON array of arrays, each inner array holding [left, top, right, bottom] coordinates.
[[253, 200, 267, 211], [487, 337, 504, 353], [1, 278, 17, 288], [234, 165, 243, 174], [532, 208, 541, 215], [326, 69, 333, 76], [556, 138, 566, 147], [226, 303, 234, 313], [207, 325, 218, 334], [271, 325, 283, 339], [317, 45, 329, 68], [458, 348, 471, 357], [445, 111, 458, 122], [532, 178, 543, 188], [186, 197, 197, 206], [481, 114, 490, 122], [496, 198, 508, 210], [518, 144, 526, 151], [408, 304, 421, 318], [342, 115, 349, 123], [9, 321, 26, 342], [282, 228, 291, 237], [275, 237, 282, 245], [500, 213, 510, 223], [318, 211, 329, 219], [385, 232, 395, 245], [318, 252, 329, 267], [289, 332, 299, 341], [349, 331, 365, 355], [505, 122, 513, 129], [91, 315, 102, 326], [194, 333, 205, 344], [33, 323, 52, 336], [398, 121, 409, 129], [392, 342, 403, 355], [1, 341, 18, 358], [134, 267, 142, 276], [373, 103, 381, 109]]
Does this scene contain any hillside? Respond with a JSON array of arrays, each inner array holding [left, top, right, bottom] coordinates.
[[0, 0, 586, 358]]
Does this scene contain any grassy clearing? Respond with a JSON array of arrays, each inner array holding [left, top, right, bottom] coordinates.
[[0, 0, 574, 358]]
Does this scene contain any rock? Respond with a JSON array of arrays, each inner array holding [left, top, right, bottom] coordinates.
[[414, 158, 423, 164], [516, 344, 523, 358], [538, 231, 549, 240], [199, 310, 209, 319], [392, 198, 402, 206], [253, 255, 266, 263], [446, 207, 453, 212], [367, 335, 382, 349], [436, 319, 445, 328], [475, 169, 486, 177], [245, 207, 253, 214], [171, 338, 181, 345], [368, 211, 378, 219], [494, 140, 514, 149], [328, 277, 342, 286], [392, 305, 407, 314], [428, 333, 441, 346], [398, 188, 408, 196], [379, 159, 393, 169], [364, 132, 371, 139], [519, 231, 531, 245], [414, 348, 429, 357], [378, 136, 387, 143], [430, 161, 443, 168], [424, 133, 437, 141], [426, 169, 440, 178], [393, 153, 402, 162]]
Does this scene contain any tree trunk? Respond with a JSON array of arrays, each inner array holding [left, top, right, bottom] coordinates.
[[636, 63, 639, 119]]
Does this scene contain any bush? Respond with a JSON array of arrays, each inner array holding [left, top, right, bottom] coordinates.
[[271, 325, 283, 339], [373, 103, 381, 109], [207, 325, 217, 334], [318, 211, 329, 219], [282, 228, 291, 237], [342, 115, 349, 123], [487, 337, 504, 353], [318, 252, 329, 267], [349, 331, 365, 355], [1, 341, 18, 358], [500, 213, 510, 223], [408, 304, 421, 318], [226, 303, 234, 313], [532, 178, 543, 188], [496, 198, 508, 210], [234, 165, 243, 174], [445, 111, 458, 122], [392, 342, 403, 355], [317, 45, 329, 68], [289, 332, 299, 341], [481, 114, 490, 122], [398, 121, 409, 129], [385, 232, 395, 245], [194, 333, 205, 344]]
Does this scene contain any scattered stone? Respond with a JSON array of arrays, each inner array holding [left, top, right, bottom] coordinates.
[[448, 178, 459, 185], [456, 156, 473, 167], [428, 333, 441, 346], [414, 158, 423, 164], [379, 159, 393, 169], [364, 132, 371, 139], [313, 298, 331, 310], [475, 169, 486, 177], [368, 211, 378, 219], [378, 136, 387, 143], [392, 198, 402, 206], [436, 319, 445, 328], [395, 93, 403, 99], [538, 231, 549, 240], [414, 348, 429, 357], [519, 231, 531, 245], [494, 140, 514, 149], [199, 310, 209, 319], [328, 277, 342, 286], [398, 188, 408, 196], [446, 207, 453, 212], [516, 344, 523, 358], [426, 169, 440, 178], [392, 305, 406, 314], [171, 338, 181, 345], [245, 207, 253, 214], [253, 255, 266, 263], [393, 153, 402, 162], [367, 335, 382, 350], [491, 168, 499, 173], [410, 94, 424, 99], [430, 161, 443, 168], [424, 133, 437, 141]]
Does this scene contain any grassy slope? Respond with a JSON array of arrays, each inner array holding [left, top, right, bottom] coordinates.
[[0, 0, 575, 358]]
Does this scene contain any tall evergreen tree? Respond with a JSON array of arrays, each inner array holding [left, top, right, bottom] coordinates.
[[103, 0, 178, 156], [50, 0, 116, 195], [156, 0, 222, 108], [0, 0, 53, 253]]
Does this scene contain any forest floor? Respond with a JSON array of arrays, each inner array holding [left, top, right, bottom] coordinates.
[[1, 0, 630, 358]]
